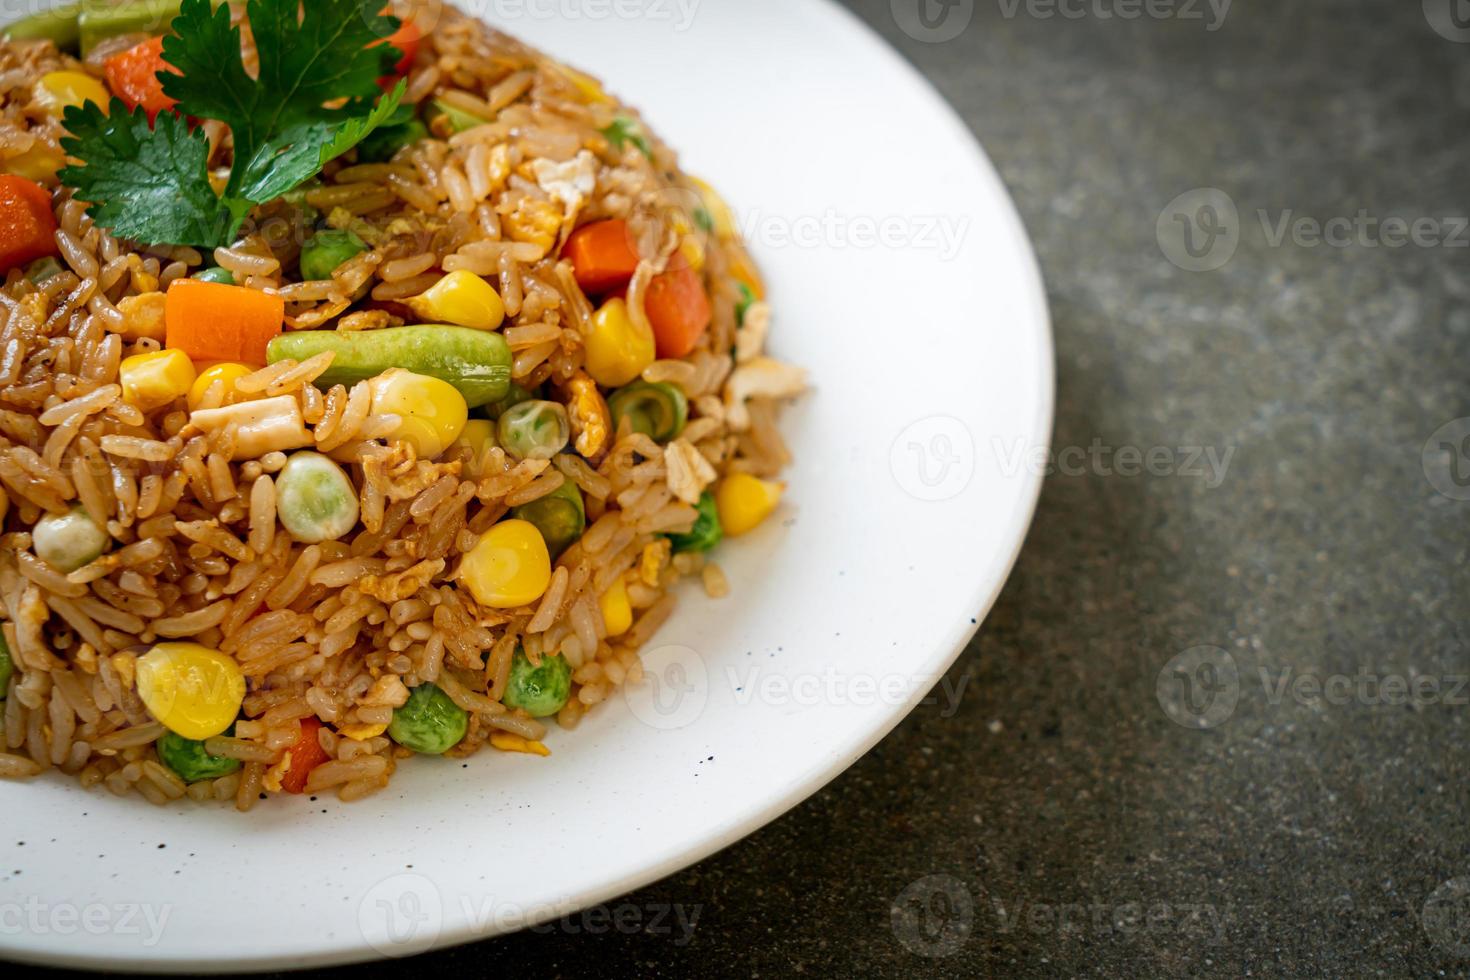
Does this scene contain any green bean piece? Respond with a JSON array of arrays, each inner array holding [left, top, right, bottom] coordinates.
[[483, 382, 535, 421], [156, 728, 241, 783], [77, 0, 194, 55], [735, 281, 756, 327], [191, 266, 235, 285], [503, 650, 571, 718], [667, 490, 722, 554], [0, 632, 12, 700], [299, 229, 367, 282], [275, 452, 358, 543], [4, 3, 81, 50], [33, 505, 108, 572], [388, 683, 468, 754], [267, 326, 513, 408], [25, 256, 62, 284], [608, 381, 688, 443], [357, 118, 428, 163], [497, 400, 570, 461], [431, 99, 488, 134], [511, 480, 584, 559]]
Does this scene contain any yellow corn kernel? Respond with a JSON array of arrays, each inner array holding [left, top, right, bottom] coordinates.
[[459, 519, 552, 609], [600, 576, 632, 637], [490, 732, 551, 756], [3, 142, 65, 185], [690, 176, 736, 240], [449, 419, 498, 478], [367, 368, 468, 459], [716, 473, 784, 536], [34, 71, 110, 116], [119, 349, 196, 412], [187, 362, 256, 411], [583, 297, 655, 388], [135, 642, 245, 740], [406, 270, 505, 330]]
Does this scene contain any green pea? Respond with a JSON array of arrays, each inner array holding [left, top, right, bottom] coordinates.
[[735, 281, 756, 327], [191, 266, 235, 285], [503, 650, 571, 718], [388, 683, 468, 755], [267, 326, 513, 408], [512, 480, 584, 559], [497, 400, 570, 462], [358, 118, 429, 163], [276, 452, 358, 543], [667, 490, 722, 554], [25, 257, 62, 284], [33, 505, 108, 573], [483, 382, 535, 421], [431, 99, 488, 134], [299, 229, 367, 282], [608, 381, 688, 443], [156, 728, 241, 783], [0, 632, 12, 700], [693, 207, 715, 234]]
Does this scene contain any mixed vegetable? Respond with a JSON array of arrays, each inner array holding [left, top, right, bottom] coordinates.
[[0, 0, 792, 788]]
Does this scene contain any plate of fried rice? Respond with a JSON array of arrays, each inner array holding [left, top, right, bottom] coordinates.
[[0, 0, 1052, 969]]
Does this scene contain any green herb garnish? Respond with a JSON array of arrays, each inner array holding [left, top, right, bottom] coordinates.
[[601, 116, 653, 161], [59, 0, 406, 248]]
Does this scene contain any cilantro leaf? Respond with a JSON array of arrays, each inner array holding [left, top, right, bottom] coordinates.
[[236, 79, 405, 205], [601, 117, 654, 161], [60, 0, 404, 248], [161, 0, 398, 199], [58, 99, 239, 247]]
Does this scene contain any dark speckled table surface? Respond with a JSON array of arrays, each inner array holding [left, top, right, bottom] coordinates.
[[32, 0, 1470, 977]]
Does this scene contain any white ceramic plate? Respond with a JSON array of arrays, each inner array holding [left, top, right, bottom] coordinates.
[[0, 0, 1052, 970]]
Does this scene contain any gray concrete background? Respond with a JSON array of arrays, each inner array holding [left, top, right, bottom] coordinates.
[[38, 0, 1470, 976]]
